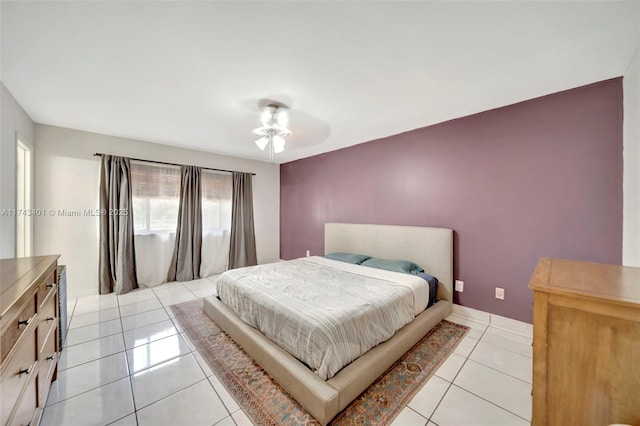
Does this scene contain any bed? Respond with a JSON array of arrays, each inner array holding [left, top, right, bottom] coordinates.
[[203, 223, 453, 425]]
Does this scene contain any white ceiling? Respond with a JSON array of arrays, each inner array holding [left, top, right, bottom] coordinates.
[[2, 1, 639, 164]]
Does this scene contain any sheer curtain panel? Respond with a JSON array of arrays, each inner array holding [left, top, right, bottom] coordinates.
[[99, 155, 138, 295], [200, 171, 232, 277], [168, 166, 203, 282], [228, 172, 257, 269], [131, 162, 180, 286]]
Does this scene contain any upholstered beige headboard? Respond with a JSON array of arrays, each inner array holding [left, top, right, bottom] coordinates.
[[324, 223, 454, 302]]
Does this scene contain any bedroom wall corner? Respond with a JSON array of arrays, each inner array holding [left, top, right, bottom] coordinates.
[[0, 82, 35, 259], [34, 124, 280, 298], [623, 42, 640, 267]]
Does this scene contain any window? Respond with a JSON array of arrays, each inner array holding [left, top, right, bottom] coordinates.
[[130, 163, 233, 283], [202, 171, 232, 231], [131, 162, 180, 233], [16, 140, 32, 257], [200, 170, 232, 276]]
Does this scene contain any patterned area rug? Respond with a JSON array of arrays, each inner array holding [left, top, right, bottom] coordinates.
[[171, 300, 469, 425]]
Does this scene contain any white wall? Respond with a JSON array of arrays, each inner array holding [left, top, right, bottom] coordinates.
[[1, 82, 35, 258], [623, 42, 640, 267], [34, 124, 280, 298]]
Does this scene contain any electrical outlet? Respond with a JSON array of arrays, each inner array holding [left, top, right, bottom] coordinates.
[[495, 287, 505, 300], [306, 250, 310, 257], [455, 280, 464, 292]]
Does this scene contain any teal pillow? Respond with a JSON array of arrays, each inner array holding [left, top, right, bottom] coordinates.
[[361, 257, 424, 275], [324, 252, 371, 265]]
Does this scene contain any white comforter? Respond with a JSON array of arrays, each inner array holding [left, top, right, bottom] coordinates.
[[216, 256, 430, 380]]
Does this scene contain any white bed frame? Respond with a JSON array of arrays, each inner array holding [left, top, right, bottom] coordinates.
[[203, 223, 453, 424]]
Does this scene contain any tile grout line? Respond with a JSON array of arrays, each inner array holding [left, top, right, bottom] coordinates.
[[120, 305, 172, 331], [51, 290, 214, 425], [59, 349, 126, 372], [119, 297, 160, 306], [134, 292, 190, 415], [122, 315, 173, 332], [120, 304, 165, 317], [478, 339, 533, 359], [62, 313, 183, 366], [64, 324, 123, 347], [126, 336, 191, 375], [44, 298, 130, 422], [212, 415, 235, 426], [117, 293, 140, 425], [127, 286, 199, 424], [463, 358, 532, 386], [426, 324, 488, 422], [105, 412, 136, 426], [65, 298, 77, 330], [64, 310, 174, 349], [460, 323, 533, 383], [441, 317, 531, 423], [126, 329, 181, 351], [404, 405, 429, 424], [44, 364, 129, 408], [134, 377, 212, 414], [170, 293, 238, 424], [131, 371, 206, 412], [68, 312, 120, 328], [474, 337, 533, 359], [71, 297, 120, 316], [206, 375, 236, 418], [450, 383, 530, 423]]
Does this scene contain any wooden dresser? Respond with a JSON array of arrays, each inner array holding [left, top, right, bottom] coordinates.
[[529, 258, 640, 426], [1, 255, 61, 426]]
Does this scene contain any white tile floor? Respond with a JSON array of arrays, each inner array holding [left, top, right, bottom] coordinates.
[[43, 278, 532, 426]]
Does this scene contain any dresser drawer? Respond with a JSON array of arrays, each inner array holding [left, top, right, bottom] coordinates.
[[38, 290, 58, 353], [9, 372, 38, 426], [1, 297, 36, 363], [37, 270, 56, 309], [0, 325, 37, 426], [38, 323, 58, 405]]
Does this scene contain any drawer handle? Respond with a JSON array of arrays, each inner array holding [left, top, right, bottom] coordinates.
[[46, 283, 55, 289], [46, 355, 54, 361], [18, 319, 30, 326], [46, 317, 55, 322], [18, 366, 31, 376]]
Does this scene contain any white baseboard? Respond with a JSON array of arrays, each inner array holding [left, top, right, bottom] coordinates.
[[451, 304, 490, 323], [452, 304, 532, 338], [490, 313, 533, 337]]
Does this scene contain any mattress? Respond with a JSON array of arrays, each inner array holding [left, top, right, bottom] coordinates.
[[216, 256, 431, 380]]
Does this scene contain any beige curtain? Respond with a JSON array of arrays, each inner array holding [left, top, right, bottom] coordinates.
[[167, 166, 202, 282], [228, 172, 257, 269], [99, 155, 139, 295]]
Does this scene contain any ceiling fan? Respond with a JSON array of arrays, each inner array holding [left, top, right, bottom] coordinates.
[[251, 103, 292, 161]]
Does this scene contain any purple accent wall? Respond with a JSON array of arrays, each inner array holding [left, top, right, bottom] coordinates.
[[280, 78, 623, 323]]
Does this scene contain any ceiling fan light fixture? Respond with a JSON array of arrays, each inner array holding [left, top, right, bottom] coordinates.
[[255, 136, 269, 151], [252, 104, 292, 158], [273, 135, 286, 153]]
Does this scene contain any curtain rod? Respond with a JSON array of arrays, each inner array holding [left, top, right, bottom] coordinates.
[[93, 153, 256, 176]]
